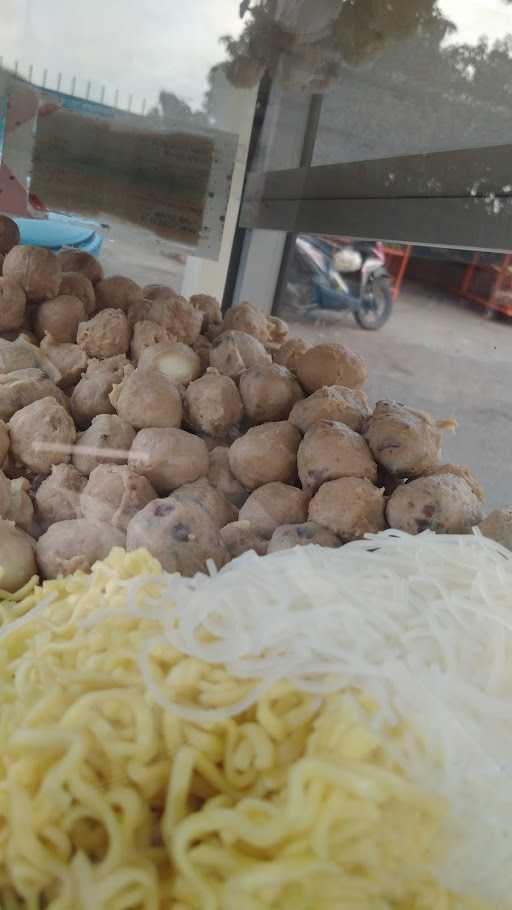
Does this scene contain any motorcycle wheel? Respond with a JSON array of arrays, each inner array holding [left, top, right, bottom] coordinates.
[[354, 277, 393, 330]]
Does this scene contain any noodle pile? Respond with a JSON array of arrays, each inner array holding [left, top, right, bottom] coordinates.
[[0, 541, 506, 909]]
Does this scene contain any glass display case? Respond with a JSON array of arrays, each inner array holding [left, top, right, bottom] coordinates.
[[0, 4, 512, 910]]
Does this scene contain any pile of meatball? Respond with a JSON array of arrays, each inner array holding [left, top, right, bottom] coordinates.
[[0, 214, 505, 593]]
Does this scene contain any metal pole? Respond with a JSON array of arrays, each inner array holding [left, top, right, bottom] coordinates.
[[71, 75, 76, 95], [142, 98, 147, 115], [56, 72, 62, 91], [86, 80, 91, 100], [42, 68, 47, 87], [114, 88, 119, 107], [128, 93, 133, 112], [28, 64, 33, 83], [100, 85, 106, 104], [14, 60, 18, 75]]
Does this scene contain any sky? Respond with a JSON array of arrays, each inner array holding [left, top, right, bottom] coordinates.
[[0, 0, 244, 112], [1, 1, 512, 113]]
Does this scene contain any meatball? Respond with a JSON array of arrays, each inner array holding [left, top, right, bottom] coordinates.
[[138, 342, 202, 386], [35, 464, 86, 530], [129, 428, 209, 494], [386, 474, 483, 534], [229, 422, 301, 490], [77, 309, 131, 359], [9, 397, 76, 474], [73, 414, 136, 476], [81, 464, 157, 531], [479, 508, 512, 551], [171, 478, 236, 528], [71, 356, 133, 427], [238, 482, 309, 533], [220, 520, 271, 559], [0, 519, 37, 592], [209, 331, 271, 380], [0, 278, 26, 332], [39, 338, 88, 388], [273, 337, 309, 373], [208, 446, 248, 508], [95, 276, 143, 312], [3, 246, 61, 303], [33, 295, 86, 343], [36, 519, 125, 579], [109, 368, 182, 429], [221, 301, 270, 344], [185, 371, 243, 437], [130, 321, 176, 364], [297, 420, 377, 495], [56, 250, 103, 285], [364, 400, 442, 477], [0, 216, 20, 255], [59, 272, 96, 316], [309, 477, 386, 541], [268, 522, 341, 553], [296, 343, 367, 392], [145, 296, 203, 345], [239, 364, 303, 424], [0, 369, 69, 422], [189, 294, 222, 333], [126, 497, 228, 576], [289, 385, 371, 435]]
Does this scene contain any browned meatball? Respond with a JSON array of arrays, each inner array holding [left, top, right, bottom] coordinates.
[[364, 400, 442, 477], [221, 301, 270, 344], [130, 321, 176, 364], [208, 446, 248, 508], [73, 414, 136, 476], [229, 422, 301, 490], [296, 343, 367, 392], [59, 272, 96, 316], [95, 276, 143, 312], [297, 420, 377, 495], [238, 482, 309, 533], [71, 356, 133, 428], [185, 371, 243, 437], [289, 385, 370, 435], [109, 367, 182, 429], [239, 364, 304, 424], [0, 216, 20, 255], [209, 331, 272, 380], [39, 338, 88, 388], [0, 278, 26, 332], [309, 477, 386, 541], [273, 337, 309, 373], [35, 464, 86, 530], [37, 519, 125, 579], [0, 369, 69, 422], [189, 294, 222, 333], [33, 295, 86, 343], [171, 478, 237, 528], [479, 508, 512, 550], [386, 474, 483, 534], [126, 497, 228, 576]]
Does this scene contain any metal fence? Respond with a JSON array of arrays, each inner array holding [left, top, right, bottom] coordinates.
[[0, 58, 148, 114]]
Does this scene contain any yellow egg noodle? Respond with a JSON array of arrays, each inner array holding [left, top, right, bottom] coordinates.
[[0, 538, 507, 909]]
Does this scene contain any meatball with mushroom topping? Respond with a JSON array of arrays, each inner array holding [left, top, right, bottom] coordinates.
[[185, 371, 243, 437], [309, 477, 386, 542], [268, 522, 341, 554], [297, 420, 377, 496], [109, 367, 182, 429], [289, 385, 370, 435], [81, 464, 157, 531], [364, 400, 442, 477], [35, 464, 86, 530], [9, 397, 76, 474], [73, 414, 136, 476], [127, 497, 228, 576], [0, 519, 37, 592], [3, 246, 61, 303], [229, 421, 301, 490], [36, 519, 125, 579], [77, 308, 131, 359], [209, 331, 271, 381], [129, 427, 209, 494], [238, 482, 309, 533], [239, 364, 303, 424], [386, 474, 483, 535], [296, 343, 367, 393]]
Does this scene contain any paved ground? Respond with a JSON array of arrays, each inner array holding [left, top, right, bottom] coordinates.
[[281, 282, 512, 512]]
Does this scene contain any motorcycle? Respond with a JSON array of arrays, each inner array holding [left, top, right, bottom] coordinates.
[[286, 235, 393, 330]]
